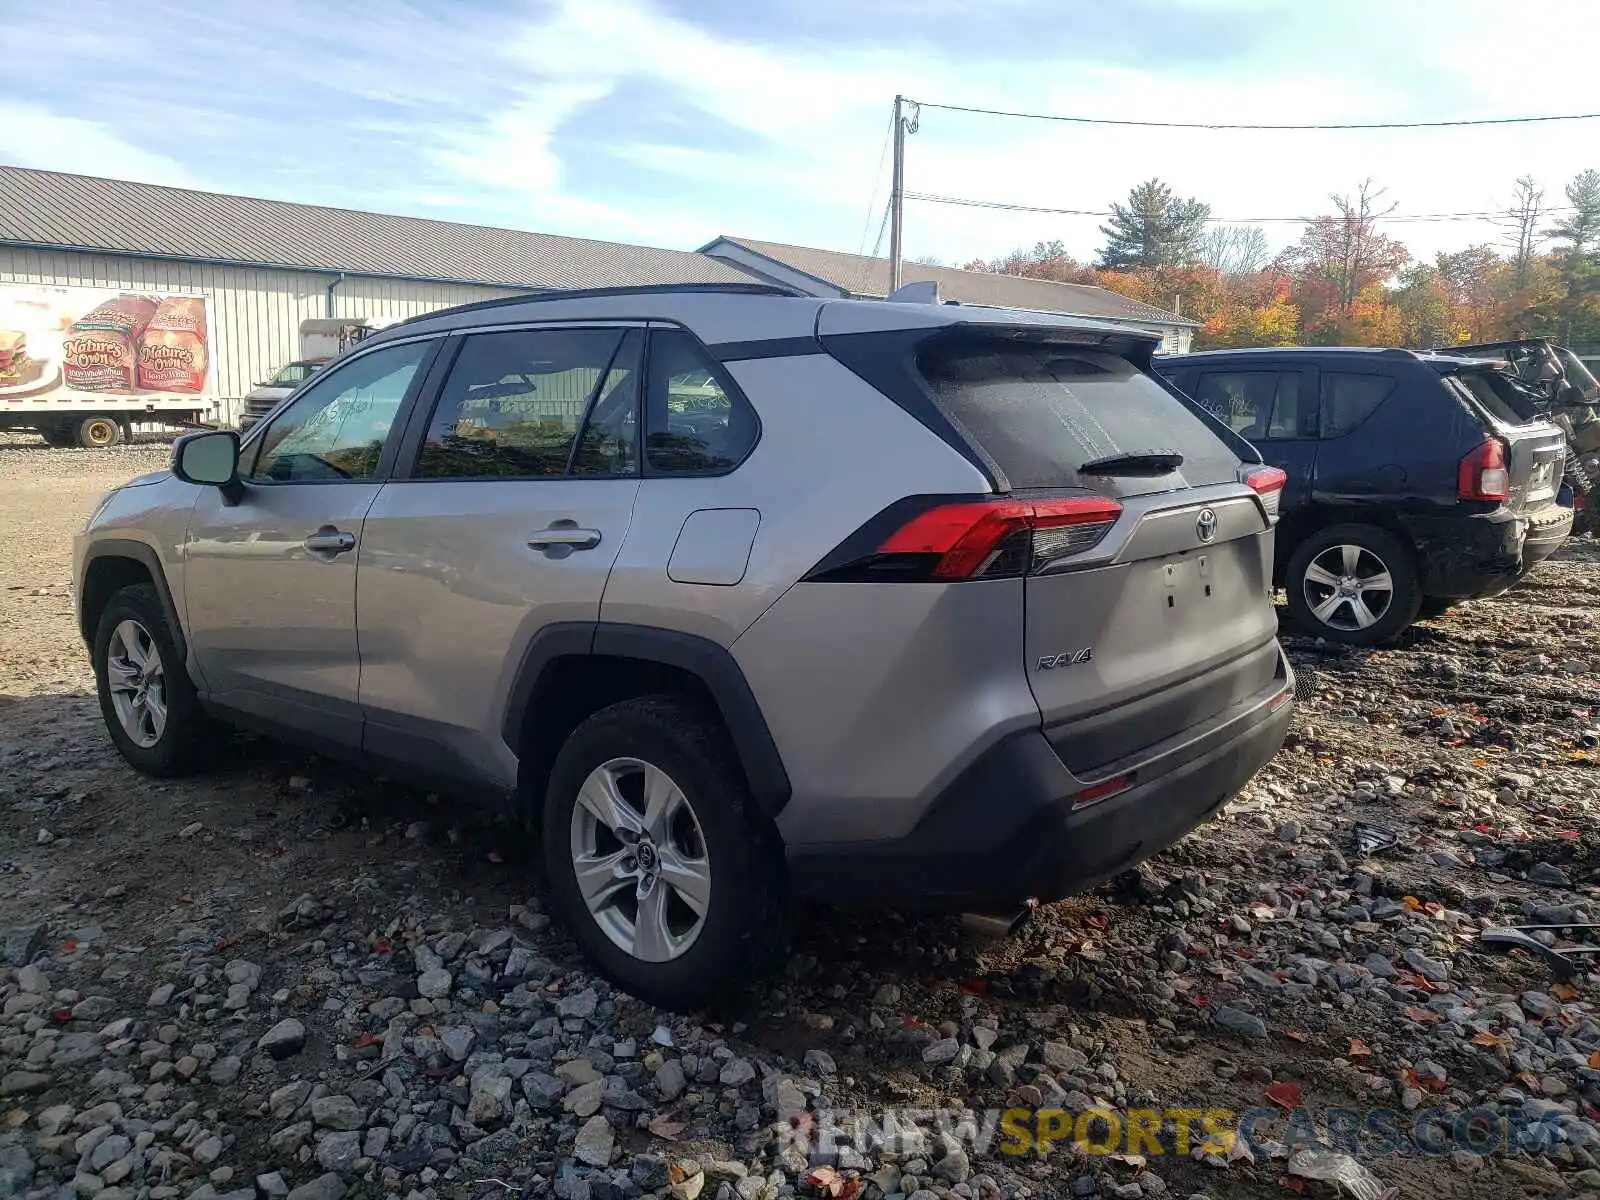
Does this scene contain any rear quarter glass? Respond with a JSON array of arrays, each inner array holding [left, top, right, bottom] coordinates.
[[918, 342, 1241, 497]]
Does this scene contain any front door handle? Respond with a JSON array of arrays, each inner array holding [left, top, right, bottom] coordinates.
[[304, 527, 357, 554], [528, 525, 602, 551]]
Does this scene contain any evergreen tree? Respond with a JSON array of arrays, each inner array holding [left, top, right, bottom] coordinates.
[[1096, 179, 1210, 269]]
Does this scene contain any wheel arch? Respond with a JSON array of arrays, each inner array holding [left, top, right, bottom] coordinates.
[[502, 623, 791, 823], [79, 540, 187, 659], [1274, 505, 1421, 587]]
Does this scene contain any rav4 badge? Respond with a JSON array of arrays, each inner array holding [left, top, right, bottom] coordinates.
[[1037, 648, 1094, 671]]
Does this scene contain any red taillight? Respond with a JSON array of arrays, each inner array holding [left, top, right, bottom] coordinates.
[[878, 497, 1122, 580], [1458, 438, 1509, 502], [1243, 465, 1288, 518], [1070, 772, 1135, 811]]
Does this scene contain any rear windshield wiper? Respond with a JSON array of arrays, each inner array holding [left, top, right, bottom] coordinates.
[[1080, 450, 1184, 477]]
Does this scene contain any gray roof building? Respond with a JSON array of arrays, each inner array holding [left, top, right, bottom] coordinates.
[[700, 236, 1200, 341], [0, 165, 751, 289]]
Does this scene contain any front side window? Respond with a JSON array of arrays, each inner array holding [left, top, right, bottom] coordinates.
[[645, 329, 757, 474], [1193, 371, 1278, 439], [246, 340, 430, 482], [1193, 370, 1310, 440], [270, 362, 318, 387], [417, 328, 635, 479]]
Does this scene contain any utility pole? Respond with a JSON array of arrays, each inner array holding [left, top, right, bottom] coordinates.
[[888, 96, 918, 291]]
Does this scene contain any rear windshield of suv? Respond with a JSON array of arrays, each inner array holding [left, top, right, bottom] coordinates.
[[1443, 369, 1535, 426], [916, 341, 1241, 495]]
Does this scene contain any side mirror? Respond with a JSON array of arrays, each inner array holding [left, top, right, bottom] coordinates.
[[172, 430, 244, 505]]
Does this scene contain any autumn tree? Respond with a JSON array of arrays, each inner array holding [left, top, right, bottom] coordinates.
[[1393, 264, 1457, 347], [1200, 224, 1270, 275], [1501, 175, 1545, 287], [1435, 245, 1504, 341], [1276, 181, 1409, 334], [961, 240, 1094, 284], [1096, 179, 1210, 270]]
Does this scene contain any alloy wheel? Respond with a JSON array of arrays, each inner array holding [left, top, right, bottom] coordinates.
[[568, 757, 712, 963], [1302, 543, 1393, 632], [106, 619, 167, 748]]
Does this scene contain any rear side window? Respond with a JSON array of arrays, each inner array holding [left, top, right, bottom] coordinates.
[[417, 328, 634, 479], [1193, 370, 1312, 440], [1320, 372, 1394, 438], [645, 329, 757, 474], [917, 343, 1240, 494]]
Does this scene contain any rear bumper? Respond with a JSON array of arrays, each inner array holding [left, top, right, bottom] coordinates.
[[1401, 504, 1571, 600], [787, 650, 1294, 910]]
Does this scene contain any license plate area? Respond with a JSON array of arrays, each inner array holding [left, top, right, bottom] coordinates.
[[1527, 459, 1557, 502], [1160, 551, 1220, 613]]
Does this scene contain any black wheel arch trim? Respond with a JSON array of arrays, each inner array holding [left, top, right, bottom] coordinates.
[[79, 538, 187, 658], [500, 621, 791, 817]]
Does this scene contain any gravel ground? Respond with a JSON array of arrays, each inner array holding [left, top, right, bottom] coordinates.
[[2, 435, 1600, 1200]]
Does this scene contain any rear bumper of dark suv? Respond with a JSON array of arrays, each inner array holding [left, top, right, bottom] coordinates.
[[788, 650, 1294, 910], [1401, 502, 1573, 600]]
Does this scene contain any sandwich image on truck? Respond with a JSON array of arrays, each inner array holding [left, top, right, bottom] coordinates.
[[0, 330, 29, 387]]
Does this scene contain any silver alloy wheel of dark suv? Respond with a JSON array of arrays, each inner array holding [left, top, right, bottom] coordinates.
[[1300, 542, 1395, 633]]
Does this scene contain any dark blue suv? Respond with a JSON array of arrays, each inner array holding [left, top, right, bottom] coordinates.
[[1157, 347, 1573, 645]]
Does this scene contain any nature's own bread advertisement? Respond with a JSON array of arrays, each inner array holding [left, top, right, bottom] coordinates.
[[0, 284, 216, 402]]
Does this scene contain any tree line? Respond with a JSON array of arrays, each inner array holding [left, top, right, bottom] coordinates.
[[956, 172, 1600, 350]]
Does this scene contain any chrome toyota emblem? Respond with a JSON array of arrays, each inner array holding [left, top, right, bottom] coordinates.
[[1195, 508, 1218, 543]]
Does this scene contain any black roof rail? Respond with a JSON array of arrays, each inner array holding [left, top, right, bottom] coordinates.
[[396, 282, 805, 326]]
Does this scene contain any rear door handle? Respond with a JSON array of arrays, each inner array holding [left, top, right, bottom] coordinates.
[[528, 526, 602, 551], [304, 527, 357, 554]]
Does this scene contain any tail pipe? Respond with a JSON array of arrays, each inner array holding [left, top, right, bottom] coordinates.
[[959, 909, 1031, 939]]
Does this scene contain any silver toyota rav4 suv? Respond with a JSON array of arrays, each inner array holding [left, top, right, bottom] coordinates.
[[75, 283, 1294, 1008]]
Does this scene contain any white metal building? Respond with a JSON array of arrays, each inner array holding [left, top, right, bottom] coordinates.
[[0, 166, 752, 424]]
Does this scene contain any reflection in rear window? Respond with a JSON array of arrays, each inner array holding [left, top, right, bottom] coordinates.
[[917, 342, 1241, 494]]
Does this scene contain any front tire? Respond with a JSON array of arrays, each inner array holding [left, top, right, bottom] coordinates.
[[93, 584, 213, 775], [542, 696, 788, 1010], [1285, 524, 1421, 646]]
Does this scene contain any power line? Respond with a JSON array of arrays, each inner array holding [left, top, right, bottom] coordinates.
[[907, 98, 1600, 131], [856, 110, 896, 256], [904, 189, 1576, 225], [870, 198, 893, 258]]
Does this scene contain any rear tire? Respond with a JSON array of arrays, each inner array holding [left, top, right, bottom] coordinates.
[[92, 583, 214, 776], [542, 696, 789, 1010], [38, 423, 73, 448], [75, 416, 124, 449], [1285, 524, 1421, 646]]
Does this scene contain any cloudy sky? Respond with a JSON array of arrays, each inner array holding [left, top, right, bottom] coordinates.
[[3, 0, 1597, 268]]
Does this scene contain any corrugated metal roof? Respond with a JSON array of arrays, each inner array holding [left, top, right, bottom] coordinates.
[[0, 165, 755, 289], [710, 236, 1200, 327]]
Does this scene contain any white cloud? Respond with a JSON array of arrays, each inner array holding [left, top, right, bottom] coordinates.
[[0, 104, 195, 187], [429, 0, 1600, 262]]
